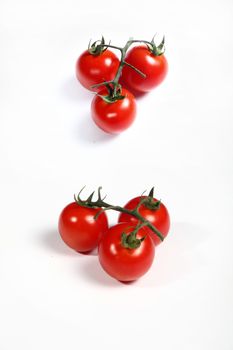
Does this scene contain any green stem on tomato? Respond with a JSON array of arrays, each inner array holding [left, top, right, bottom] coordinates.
[[91, 36, 165, 99], [98, 44, 123, 52], [74, 187, 164, 246], [123, 61, 146, 78], [91, 39, 147, 98]]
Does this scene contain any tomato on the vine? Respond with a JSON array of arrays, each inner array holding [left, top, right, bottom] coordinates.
[[76, 50, 119, 92], [98, 222, 155, 282], [118, 195, 170, 246], [121, 45, 168, 92], [58, 202, 108, 252], [91, 88, 136, 134]]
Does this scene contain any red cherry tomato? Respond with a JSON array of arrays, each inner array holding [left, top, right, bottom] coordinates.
[[91, 88, 136, 134], [76, 50, 119, 91], [118, 196, 170, 246], [58, 202, 108, 253], [121, 45, 168, 92], [98, 222, 155, 282]]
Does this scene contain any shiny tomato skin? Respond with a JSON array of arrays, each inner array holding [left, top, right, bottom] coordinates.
[[118, 196, 170, 246], [58, 202, 108, 253], [76, 50, 119, 91], [91, 88, 136, 134], [98, 222, 155, 282], [121, 45, 168, 92]]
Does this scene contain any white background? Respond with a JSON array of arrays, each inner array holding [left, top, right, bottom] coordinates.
[[0, 0, 233, 349]]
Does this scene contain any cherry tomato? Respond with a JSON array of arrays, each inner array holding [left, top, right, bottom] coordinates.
[[98, 222, 155, 282], [76, 50, 119, 91], [121, 45, 168, 92], [118, 196, 170, 246], [58, 202, 108, 253], [91, 88, 136, 134]]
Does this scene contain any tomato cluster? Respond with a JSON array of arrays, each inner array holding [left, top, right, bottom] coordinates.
[[58, 187, 170, 282], [76, 36, 168, 134], [57, 35, 170, 283]]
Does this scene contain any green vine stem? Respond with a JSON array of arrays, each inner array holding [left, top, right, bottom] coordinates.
[[90, 36, 165, 100], [74, 186, 164, 249]]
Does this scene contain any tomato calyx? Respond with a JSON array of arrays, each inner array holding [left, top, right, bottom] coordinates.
[[142, 187, 161, 210], [121, 224, 146, 249], [74, 186, 107, 209], [147, 36, 165, 56], [97, 84, 126, 104], [97, 93, 125, 104], [88, 36, 108, 56], [74, 186, 164, 248]]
